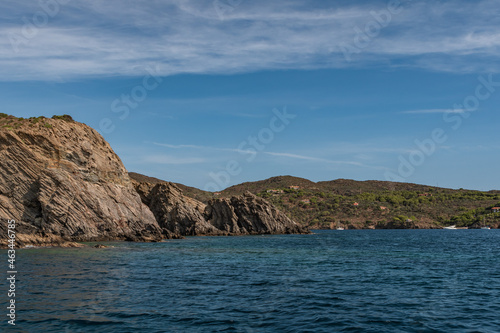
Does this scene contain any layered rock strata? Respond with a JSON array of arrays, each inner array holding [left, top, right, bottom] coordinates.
[[130, 173, 308, 237], [206, 192, 307, 235], [0, 115, 162, 247], [0, 114, 308, 247]]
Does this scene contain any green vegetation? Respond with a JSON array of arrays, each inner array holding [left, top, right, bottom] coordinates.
[[0, 114, 51, 130], [445, 204, 500, 227], [29, 116, 43, 124], [0, 114, 75, 131], [217, 176, 500, 229]]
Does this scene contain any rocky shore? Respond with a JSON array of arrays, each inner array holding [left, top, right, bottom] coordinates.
[[131, 176, 308, 238], [0, 114, 308, 248]]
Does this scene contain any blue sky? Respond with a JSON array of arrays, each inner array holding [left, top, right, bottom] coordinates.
[[1, 0, 499, 191]]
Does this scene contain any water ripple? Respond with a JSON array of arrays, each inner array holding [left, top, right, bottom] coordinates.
[[7, 230, 500, 332]]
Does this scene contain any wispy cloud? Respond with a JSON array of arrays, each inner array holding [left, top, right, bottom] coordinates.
[[151, 142, 252, 154], [319, 142, 415, 155], [152, 142, 206, 150], [1, 0, 500, 81], [460, 145, 500, 152], [264, 151, 388, 170], [400, 108, 468, 114], [142, 154, 206, 165], [264, 151, 332, 163]]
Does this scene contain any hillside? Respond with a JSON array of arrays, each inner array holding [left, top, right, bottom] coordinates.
[[181, 175, 498, 229], [221, 176, 500, 229], [128, 173, 500, 229], [221, 176, 318, 197]]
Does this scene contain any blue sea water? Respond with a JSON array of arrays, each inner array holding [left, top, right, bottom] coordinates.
[[4, 230, 500, 332]]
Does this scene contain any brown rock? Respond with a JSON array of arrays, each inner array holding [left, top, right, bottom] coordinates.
[[0, 116, 163, 247], [0, 115, 308, 247], [205, 192, 309, 235], [132, 180, 224, 237], [131, 177, 309, 237]]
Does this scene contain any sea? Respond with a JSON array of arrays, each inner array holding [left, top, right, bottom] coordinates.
[[4, 230, 500, 332]]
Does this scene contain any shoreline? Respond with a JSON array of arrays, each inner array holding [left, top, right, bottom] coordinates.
[[3, 228, 497, 250]]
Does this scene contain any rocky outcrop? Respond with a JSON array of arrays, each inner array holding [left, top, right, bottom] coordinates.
[[0, 115, 163, 247], [0, 114, 308, 247], [131, 174, 308, 237], [132, 180, 224, 237], [205, 192, 308, 235]]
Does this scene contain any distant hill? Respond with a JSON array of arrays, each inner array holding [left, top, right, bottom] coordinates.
[[223, 175, 453, 196], [221, 175, 318, 197], [129, 173, 500, 230], [227, 176, 500, 229], [317, 179, 444, 195]]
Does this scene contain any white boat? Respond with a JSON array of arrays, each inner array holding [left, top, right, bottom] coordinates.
[[443, 225, 457, 230], [336, 227, 345, 230], [481, 226, 491, 230]]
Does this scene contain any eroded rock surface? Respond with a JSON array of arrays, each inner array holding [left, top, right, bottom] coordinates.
[[130, 171, 308, 237], [0, 115, 308, 247], [0, 115, 162, 247], [205, 192, 308, 235], [132, 180, 223, 237]]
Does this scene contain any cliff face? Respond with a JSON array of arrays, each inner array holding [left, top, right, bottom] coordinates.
[[131, 175, 308, 237], [133, 180, 224, 237], [0, 114, 308, 247], [0, 115, 162, 246], [205, 192, 308, 235]]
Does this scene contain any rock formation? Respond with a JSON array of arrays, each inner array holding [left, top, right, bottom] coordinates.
[[132, 180, 224, 237], [205, 192, 308, 235], [0, 114, 308, 247], [130, 172, 308, 237], [0, 115, 162, 247]]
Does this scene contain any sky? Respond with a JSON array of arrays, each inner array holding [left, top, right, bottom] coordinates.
[[1, 0, 499, 191]]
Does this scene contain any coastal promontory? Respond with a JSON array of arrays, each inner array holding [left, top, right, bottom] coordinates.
[[0, 114, 308, 247], [0, 114, 163, 246]]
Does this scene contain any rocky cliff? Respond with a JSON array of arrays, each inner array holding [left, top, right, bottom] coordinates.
[[0, 115, 163, 247], [206, 192, 308, 235], [130, 174, 308, 237], [132, 180, 224, 237], [0, 114, 308, 247]]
